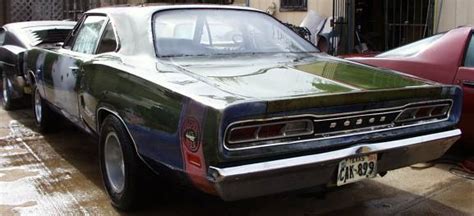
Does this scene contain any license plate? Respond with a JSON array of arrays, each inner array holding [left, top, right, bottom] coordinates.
[[337, 154, 377, 186]]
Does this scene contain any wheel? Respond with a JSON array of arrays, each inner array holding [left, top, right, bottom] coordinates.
[[99, 115, 142, 211], [32, 85, 58, 132], [2, 76, 16, 110]]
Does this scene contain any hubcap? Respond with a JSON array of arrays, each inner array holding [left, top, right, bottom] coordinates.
[[104, 132, 125, 193], [3, 78, 8, 104], [34, 88, 42, 123]]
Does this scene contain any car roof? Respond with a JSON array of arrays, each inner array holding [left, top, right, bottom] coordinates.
[[87, 4, 261, 16], [84, 4, 265, 58], [3, 20, 76, 30]]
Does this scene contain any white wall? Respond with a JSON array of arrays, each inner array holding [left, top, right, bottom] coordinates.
[[438, 0, 474, 32], [249, 0, 332, 25]]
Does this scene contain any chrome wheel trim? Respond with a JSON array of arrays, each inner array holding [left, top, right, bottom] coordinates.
[[34, 88, 42, 123], [104, 132, 125, 193], [3, 78, 8, 104]]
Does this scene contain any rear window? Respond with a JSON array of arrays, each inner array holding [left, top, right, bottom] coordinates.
[[377, 34, 444, 58], [26, 26, 73, 46], [153, 9, 318, 57]]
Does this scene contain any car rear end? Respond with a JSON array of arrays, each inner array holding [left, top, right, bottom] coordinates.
[[207, 85, 461, 200]]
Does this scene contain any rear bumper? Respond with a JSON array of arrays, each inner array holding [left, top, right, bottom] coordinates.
[[208, 129, 461, 201]]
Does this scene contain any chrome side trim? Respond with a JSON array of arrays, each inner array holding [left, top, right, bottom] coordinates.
[[223, 99, 453, 151], [211, 129, 461, 179]]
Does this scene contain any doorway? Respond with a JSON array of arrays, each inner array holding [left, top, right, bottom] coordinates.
[[331, 0, 435, 55]]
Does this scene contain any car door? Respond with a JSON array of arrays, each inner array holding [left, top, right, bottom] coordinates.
[[55, 15, 107, 124], [454, 32, 474, 142], [79, 21, 119, 130]]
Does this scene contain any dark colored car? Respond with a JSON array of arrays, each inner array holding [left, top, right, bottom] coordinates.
[[348, 26, 473, 146], [0, 21, 75, 109], [25, 5, 461, 210]]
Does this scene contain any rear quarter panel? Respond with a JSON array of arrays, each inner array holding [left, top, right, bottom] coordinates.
[[81, 59, 223, 178]]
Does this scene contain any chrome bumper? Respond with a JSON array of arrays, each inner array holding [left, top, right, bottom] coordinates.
[[209, 129, 461, 201]]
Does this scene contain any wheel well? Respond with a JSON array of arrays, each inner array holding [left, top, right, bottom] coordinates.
[[96, 108, 143, 156], [28, 71, 35, 85], [97, 108, 113, 131]]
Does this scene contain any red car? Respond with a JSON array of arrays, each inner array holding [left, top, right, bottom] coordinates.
[[348, 26, 473, 146]]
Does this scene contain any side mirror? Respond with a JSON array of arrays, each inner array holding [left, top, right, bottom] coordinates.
[[55, 42, 64, 47]]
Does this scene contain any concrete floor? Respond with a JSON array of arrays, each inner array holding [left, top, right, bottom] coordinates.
[[0, 108, 473, 215]]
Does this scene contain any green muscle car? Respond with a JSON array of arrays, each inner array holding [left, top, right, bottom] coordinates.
[[24, 5, 461, 210]]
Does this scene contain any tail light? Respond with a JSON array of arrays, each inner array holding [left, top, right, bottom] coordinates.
[[227, 119, 313, 145], [395, 103, 450, 123], [226, 101, 452, 150]]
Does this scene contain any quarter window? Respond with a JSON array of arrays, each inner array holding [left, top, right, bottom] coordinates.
[[464, 34, 474, 67], [72, 16, 107, 54], [97, 22, 118, 54], [281, 0, 307, 11]]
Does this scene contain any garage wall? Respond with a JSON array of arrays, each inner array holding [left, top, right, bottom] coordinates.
[[438, 0, 474, 32], [249, 0, 332, 25]]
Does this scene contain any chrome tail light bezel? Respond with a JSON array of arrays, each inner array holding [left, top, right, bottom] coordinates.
[[224, 100, 453, 151], [226, 119, 314, 145], [394, 103, 451, 124]]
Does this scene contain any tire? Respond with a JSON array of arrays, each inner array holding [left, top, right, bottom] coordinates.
[[99, 115, 142, 211], [32, 85, 58, 132], [2, 76, 17, 110]]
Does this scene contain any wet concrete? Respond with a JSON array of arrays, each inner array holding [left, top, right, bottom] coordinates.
[[0, 108, 473, 215]]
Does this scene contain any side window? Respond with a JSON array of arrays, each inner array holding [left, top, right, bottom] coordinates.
[[464, 34, 474, 67], [96, 22, 118, 54], [0, 28, 5, 46], [281, 0, 307, 11], [71, 16, 107, 54]]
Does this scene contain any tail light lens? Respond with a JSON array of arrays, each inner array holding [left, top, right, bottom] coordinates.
[[228, 127, 258, 143], [258, 124, 285, 138], [431, 105, 449, 117], [226, 119, 314, 145], [285, 121, 313, 135]]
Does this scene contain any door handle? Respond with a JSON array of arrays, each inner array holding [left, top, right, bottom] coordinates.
[[462, 80, 474, 88]]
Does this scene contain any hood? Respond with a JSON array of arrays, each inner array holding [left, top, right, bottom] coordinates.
[[161, 53, 430, 100]]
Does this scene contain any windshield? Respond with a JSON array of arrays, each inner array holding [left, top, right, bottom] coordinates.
[[153, 9, 318, 57], [377, 34, 444, 58]]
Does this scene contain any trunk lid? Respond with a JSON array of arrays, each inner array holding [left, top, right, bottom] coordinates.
[[164, 53, 431, 100]]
